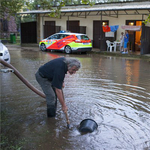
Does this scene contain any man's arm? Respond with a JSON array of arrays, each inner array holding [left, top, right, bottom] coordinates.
[[55, 88, 68, 113]]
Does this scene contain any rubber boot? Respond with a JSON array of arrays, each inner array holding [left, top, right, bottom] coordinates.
[[47, 100, 57, 117]]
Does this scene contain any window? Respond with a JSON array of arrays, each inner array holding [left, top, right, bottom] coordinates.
[[48, 34, 60, 40], [76, 35, 89, 40]]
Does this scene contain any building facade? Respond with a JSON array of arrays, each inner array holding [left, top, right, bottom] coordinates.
[[19, 1, 150, 54]]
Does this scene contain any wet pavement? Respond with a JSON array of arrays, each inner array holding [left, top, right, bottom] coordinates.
[[1, 45, 150, 150]]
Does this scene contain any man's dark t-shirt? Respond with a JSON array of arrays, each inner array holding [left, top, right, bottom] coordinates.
[[39, 57, 68, 89]]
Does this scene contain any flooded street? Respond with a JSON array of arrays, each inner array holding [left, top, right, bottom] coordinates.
[[1, 48, 150, 150]]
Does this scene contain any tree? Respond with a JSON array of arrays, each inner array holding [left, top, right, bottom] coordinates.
[[0, 0, 95, 19], [143, 14, 150, 25], [0, 0, 25, 18], [22, 0, 95, 18]]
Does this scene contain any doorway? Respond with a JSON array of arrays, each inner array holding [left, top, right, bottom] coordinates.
[[93, 20, 109, 50], [126, 20, 142, 52], [141, 24, 150, 54], [135, 21, 142, 51], [21, 22, 37, 43]]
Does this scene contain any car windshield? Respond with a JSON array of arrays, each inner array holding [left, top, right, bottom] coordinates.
[[59, 34, 68, 39], [76, 35, 89, 40], [47, 34, 60, 40], [47, 34, 69, 40]]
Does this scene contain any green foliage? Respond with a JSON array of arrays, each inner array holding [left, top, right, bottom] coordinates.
[[0, 0, 95, 19], [36, 0, 68, 18], [0, 0, 25, 18], [82, 0, 89, 4], [81, 0, 95, 6], [143, 14, 150, 25]]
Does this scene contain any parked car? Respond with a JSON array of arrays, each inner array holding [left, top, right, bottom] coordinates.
[[0, 41, 10, 63], [39, 32, 92, 54]]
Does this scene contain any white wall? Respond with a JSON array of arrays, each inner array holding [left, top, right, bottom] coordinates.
[[40, 12, 148, 41], [146, 22, 150, 27]]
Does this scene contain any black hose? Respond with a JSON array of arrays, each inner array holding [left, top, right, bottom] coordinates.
[[0, 58, 46, 98]]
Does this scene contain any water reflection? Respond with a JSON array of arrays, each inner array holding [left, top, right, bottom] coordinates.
[[1, 50, 150, 150]]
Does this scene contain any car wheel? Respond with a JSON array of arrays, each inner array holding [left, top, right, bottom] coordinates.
[[40, 43, 47, 51], [64, 46, 72, 54]]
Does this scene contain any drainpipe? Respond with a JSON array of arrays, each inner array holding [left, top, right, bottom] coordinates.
[[99, 11, 103, 50], [0, 59, 46, 98], [67, 16, 69, 31]]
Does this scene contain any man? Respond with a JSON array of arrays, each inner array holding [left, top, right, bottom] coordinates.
[[123, 30, 129, 53], [35, 57, 81, 117], [120, 32, 124, 52]]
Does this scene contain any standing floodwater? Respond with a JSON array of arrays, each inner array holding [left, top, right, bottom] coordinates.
[[1, 48, 150, 150]]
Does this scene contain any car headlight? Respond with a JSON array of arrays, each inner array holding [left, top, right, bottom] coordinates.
[[4, 50, 8, 56]]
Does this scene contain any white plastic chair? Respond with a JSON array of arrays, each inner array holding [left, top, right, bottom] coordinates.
[[106, 40, 115, 52]]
